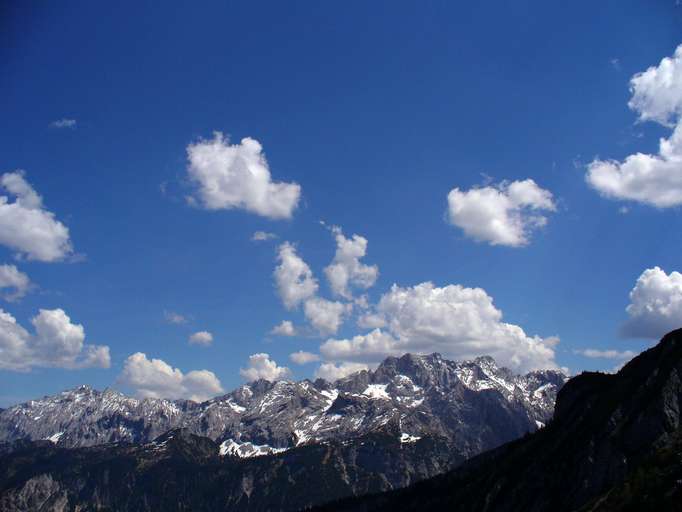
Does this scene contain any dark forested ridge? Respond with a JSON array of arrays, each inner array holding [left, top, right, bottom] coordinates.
[[315, 329, 682, 512], [0, 428, 459, 511]]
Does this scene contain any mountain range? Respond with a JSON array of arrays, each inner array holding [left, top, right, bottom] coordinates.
[[0, 352, 565, 511], [0, 353, 563, 454]]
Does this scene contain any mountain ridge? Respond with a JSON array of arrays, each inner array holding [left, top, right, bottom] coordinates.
[[0, 352, 566, 456]]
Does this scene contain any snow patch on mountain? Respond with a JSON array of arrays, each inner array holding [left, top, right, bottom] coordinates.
[[400, 433, 421, 443], [219, 438, 288, 458], [363, 384, 390, 400], [45, 432, 64, 444]]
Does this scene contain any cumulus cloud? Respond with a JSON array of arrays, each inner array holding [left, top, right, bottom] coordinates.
[[274, 242, 318, 310], [0, 308, 110, 371], [323, 226, 378, 299], [353, 294, 370, 310], [118, 352, 223, 402], [239, 353, 291, 382], [0, 171, 73, 261], [164, 310, 187, 324], [304, 297, 350, 335], [575, 348, 638, 359], [272, 242, 355, 335], [587, 44, 682, 207], [587, 124, 682, 207], [357, 311, 386, 329], [320, 328, 398, 363], [622, 266, 682, 338], [0, 264, 31, 301], [447, 179, 556, 247], [251, 231, 278, 242], [188, 331, 213, 346], [289, 350, 320, 365], [629, 44, 682, 126], [320, 282, 559, 373], [186, 132, 301, 219], [50, 118, 76, 129], [271, 320, 296, 336], [314, 361, 368, 382]]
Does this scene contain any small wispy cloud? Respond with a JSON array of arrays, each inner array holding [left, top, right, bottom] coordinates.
[[574, 348, 637, 360], [609, 58, 621, 71], [189, 331, 213, 346], [251, 231, 278, 242], [50, 118, 77, 129], [164, 310, 188, 324], [271, 320, 296, 336], [289, 351, 320, 364], [0, 264, 33, 301]]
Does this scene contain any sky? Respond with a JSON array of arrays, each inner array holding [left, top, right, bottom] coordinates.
[[1, 0, 682, 406]]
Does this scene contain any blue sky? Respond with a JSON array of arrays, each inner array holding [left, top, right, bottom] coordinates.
[[1, 1, 681, 406]]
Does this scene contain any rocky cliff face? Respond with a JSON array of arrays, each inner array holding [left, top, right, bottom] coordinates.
[[318, 329, 682, 512], [0, 353, 566, 511], [0, 353, 565, 459]]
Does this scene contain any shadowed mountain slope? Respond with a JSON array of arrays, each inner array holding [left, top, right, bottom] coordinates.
[[316, 329, 682, 512]]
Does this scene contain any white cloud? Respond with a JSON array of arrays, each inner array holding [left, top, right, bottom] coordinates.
[[575, 348, 637, 359], [628, 44, 682, 126], [320, 282, 559, 373], [274, 242, 318, 310], [188, 331, 213, 346], [353, 294, 370, 309], [289, 350, 320, 365], [586, 44, 682, 207], [447, 179, 556, 247], [251, 231, 278, 242], [622, 266, 682, 338], [0, 308, 110, 371], [323, 226, 378, 299], [304, 297, 350, 335], [586, 124, 682, 207], [314, 361, 368, 382], [186, 132, 301, 219], [0, 264, 31, 301], [239, 353, 291, 382], [357, 311, 386, 329], [118, 352, 223, 402], [0, 171, 73, 261], [50, 118, 76, 129], [320, 328, 399, 363], [271, 320, 296, 336], [164, 310, 187, 324], [273, 242, 355, 335]]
